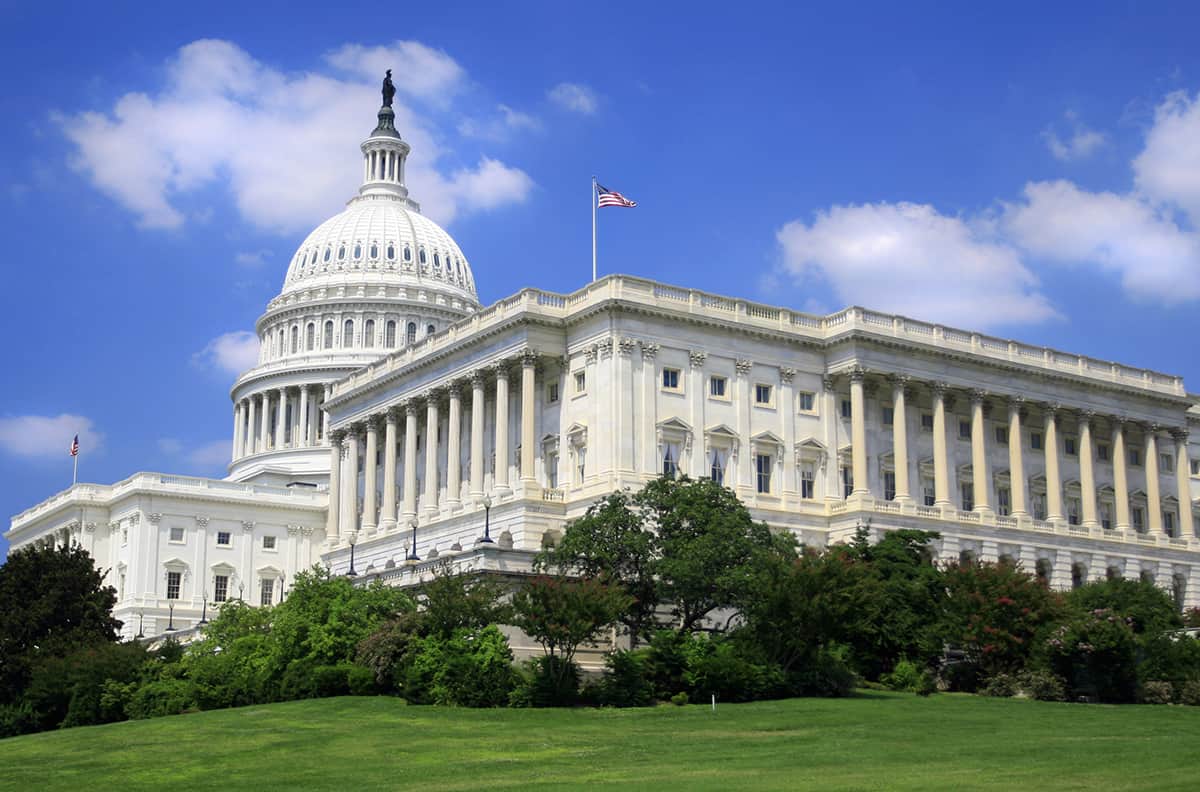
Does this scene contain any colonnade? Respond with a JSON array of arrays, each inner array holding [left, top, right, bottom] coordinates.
[[326, 352, 540, 544], [846, 369, 1195, 539], [231, 384, 329, 461]]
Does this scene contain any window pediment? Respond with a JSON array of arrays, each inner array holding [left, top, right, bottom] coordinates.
[[704, 424, 739, 454], [566, 423, 588, 447]]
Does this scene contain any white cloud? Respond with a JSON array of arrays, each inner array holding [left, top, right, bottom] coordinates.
[[234, 249, 271, 267], [193, 330, 260, 375], [59, 39, 533, 233], [1004, 180, 1200, 303], [776, 201, 1058, 329], [158, 437, 232, 472], [458, 103, 540, 141], [1043, 127, 1106, 162], [1133, 90, 1200, 226], [448, 157, 536, 212], [547, 82, 598, 115], [0, 414, 102, 460]]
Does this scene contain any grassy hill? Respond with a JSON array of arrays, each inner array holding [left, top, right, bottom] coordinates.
[[1, 691, 1198, 790]]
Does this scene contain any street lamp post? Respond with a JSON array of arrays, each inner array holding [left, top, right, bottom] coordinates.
[[478, 494, 494, 544], [407, 519, 420, 561], [136, 610, 145, 639], [347, 537, 358, 577], [279, 574, 287, 600], [165, 601, 176, 632], [198, 587, 209, 625]]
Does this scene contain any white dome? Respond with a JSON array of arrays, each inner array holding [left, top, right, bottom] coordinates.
[[281, 194, 477, 303]]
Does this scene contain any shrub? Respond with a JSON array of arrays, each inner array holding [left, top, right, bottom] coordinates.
[[404, 626, 516, 707], [914, 672, 937, 696], [597, 650, 654, 708], [1138, 634, 1200, 687], [1179, 680, 1200, 706], [670, 692, 689, 706], [790, 645, 858, 698], [1015, 670, 1066, 702], [682, 634, 786, 703], [980, 673, 1018, 698], [512, 656, 580, 708], [1042, 609, 1138, 703], [125, 678, 198, 720], [1140, 681, 1174, 705]]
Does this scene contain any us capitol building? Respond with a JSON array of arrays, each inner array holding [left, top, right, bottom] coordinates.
[[7, 96, 1200, 639]]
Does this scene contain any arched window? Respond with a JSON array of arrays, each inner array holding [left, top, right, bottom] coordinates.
[[337, 245, 346, 261], [418, 248, 426, 264], [353, 244, 362, 259], [364, 319, 375, 348], [324, 321, 334, 348], [433, 253, 441, 270], [406, 322, 417, 345], [342, 319, 354, 347], [277, 330, 284, 358], [370, 243, 378, 259], [427, 323, 435, 336], [306, 323, 315, 351], [403, 246, 412, 262], [385, 320, 396, 347], [386, 244, 395, 260], [323, 248, 331, 263], [290, 325, 299, 354]]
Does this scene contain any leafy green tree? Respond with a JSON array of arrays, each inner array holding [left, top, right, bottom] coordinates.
[[0, 544, 121, 706], [1066, 577, 1183, 636], [415, 562, 511, 638], [1042, 608, 1139, 702]]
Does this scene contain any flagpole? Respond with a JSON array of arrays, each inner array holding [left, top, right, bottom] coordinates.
[[591, 175, 597, 283], [73, 449, 78, 486]]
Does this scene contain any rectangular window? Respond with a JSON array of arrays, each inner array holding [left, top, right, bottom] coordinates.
[[216, 531, 231, 546], [169, 526, 184, 542], [547, 383, 559, 404], [1098, 443, 1110, 462], [921, 413, 934, 432], [576, 447, 586, 482], [1100, 503, 1112, 530], [166, 571, 181, 600], [1191, 459, 1199, 476], [214, 575, 228, 603], [800, 464, 815, 499], [263, 535, 276, 550], [1132, 507, 1145, 532], [1031, 432, 1043, 451], [841, 399, 852, 419], [709, 376, 727, 398], [923, 485, 936, 507], [798, 392, 815, 412], [1067, 498, 1080, 525], [546, 453, 559, 489], [1033, 494, 1046, 521], [756, 454, 772, 494], [882, 407, 894, 426], [842, 467, 854, 498], [755, 384, 773, 405], [1163, 511, 1176, 537], [574, 371, 586, 394], [662, 443, 679, 478], [995, 426, 1008, 445], [958, 420, 971, 440], [884, 471, 896, 501], [1160, 453, 1174, 473], [662, 368, 681, 390], [710, 449, 727, 485], [1129, 449, 1141, 467], [260, 578, 274, 606], [997, 487, 1011, 516], [960, 482, 974, 511], [1064, 437, 1077, 456]]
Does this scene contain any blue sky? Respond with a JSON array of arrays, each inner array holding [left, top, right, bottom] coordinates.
[[4, 2, 1200, 556]]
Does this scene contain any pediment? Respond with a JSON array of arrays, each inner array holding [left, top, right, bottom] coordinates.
[[657, 416, 692, 434], [705, 423, 739, 439]]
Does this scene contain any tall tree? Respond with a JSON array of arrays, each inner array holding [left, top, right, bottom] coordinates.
[[0, 544, 121, 705]]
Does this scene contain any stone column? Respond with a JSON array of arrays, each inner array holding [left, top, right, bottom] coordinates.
[[424, 395, 440, 516], [244, 397, 256, 457], [470, 372, 486, 501], [298, 386, 310, 449], [447, 384, 462, 508], [258, 393, 270, 453], [231, 402, 242, 461], [1113, 421, 1131, 530], [403, 403, 418, 521], [340, 430, 359, 542], [1008, 398, 1028, 516], [380, 411, 398, 531], [849, 368, 869, 496], [276, 387, 288, 449], [1079, 412, 1098, 528], [890, 377, 911, 503], [1044, 406, 1063, 522], [521, 352, 538, 485], [932, 383, 951, 507], [1174, 430, 1194, 539], [362, 418, 378, 533], [1145, 426, 1163, 535], [326, 430, 343, 543], [641, 344, 659, 476], [322, 386, 331, 444], [970, 390, 991, 514], [494, 364, 511, 494]]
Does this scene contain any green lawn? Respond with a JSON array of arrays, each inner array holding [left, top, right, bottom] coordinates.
[[1, 692, 1197, 790]]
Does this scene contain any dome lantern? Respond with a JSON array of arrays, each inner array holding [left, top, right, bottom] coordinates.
[[357, 102, 419, 211]]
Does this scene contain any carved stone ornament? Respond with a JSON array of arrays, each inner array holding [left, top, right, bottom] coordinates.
[[641, 342, 660, 360], [470, 370, 487, 388], [779, 367, 796, 384], [147, 512, 163, 525], [194, 515, 210, 527], [521, 349, 539, 367], [735, 358, 753, 376], [84, 522, 96, 533], [242, 520, 256, 532], [585, 345, 598, 364], [689, 350, 707, 368], [596, 338, 614, 359], [617, 337, 637, 357]]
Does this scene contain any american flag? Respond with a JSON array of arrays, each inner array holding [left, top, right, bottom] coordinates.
[[597, 182, 637, 208], [69, 434, 79, 457]]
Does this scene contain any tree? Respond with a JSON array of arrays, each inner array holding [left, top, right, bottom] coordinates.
[[1066, 577, 1183, 636], [415, 562, 511, 638], [0, 544, 121, 705]]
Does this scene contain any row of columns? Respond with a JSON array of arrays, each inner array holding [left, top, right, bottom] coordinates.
[[325, 352, 541, 543], [232, 385, 329, 461], [847, 370, 1195, 538]]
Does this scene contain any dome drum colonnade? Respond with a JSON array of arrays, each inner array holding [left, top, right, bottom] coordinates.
[[325, 350, 543, 547], [837, 365, 1195, 538]]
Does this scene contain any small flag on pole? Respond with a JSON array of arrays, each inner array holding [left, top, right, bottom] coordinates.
[[596, 183, 637, 208], [70, 434, 79, 457]]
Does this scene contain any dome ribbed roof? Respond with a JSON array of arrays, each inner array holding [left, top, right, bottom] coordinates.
[[280, 195, 477, 302]]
